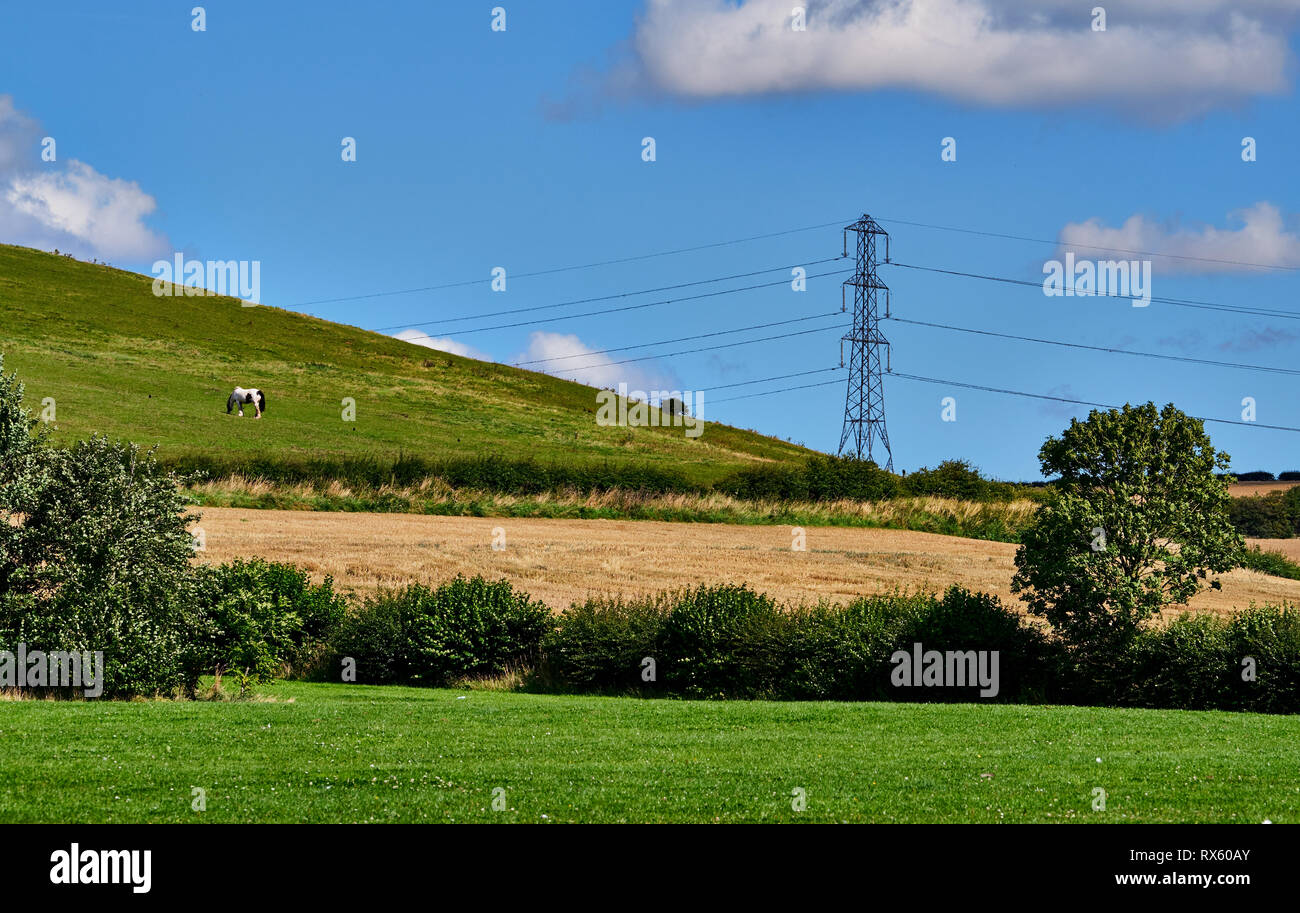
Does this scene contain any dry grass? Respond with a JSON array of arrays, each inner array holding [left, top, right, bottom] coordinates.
[[185, 475, 1039, 533], [191, 507, 1300, 618]]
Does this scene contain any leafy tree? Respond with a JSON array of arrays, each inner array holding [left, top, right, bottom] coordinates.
[[0, 355, 201, 696], [1011, 403, 1243, 650]]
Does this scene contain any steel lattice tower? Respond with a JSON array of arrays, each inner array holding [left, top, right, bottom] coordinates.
[[837, 214, 893, 470]]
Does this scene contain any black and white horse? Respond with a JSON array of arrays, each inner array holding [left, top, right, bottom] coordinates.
[[226, 387, 266, 418]]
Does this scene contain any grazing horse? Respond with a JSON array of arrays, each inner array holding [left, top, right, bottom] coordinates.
[[226, 387, 266, 418]]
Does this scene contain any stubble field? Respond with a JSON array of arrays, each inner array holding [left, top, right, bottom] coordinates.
[[193, 507, 1300, 615]]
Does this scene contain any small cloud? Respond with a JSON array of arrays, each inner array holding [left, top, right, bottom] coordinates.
[[1038, 383, 1082, 420], [0, 95, 169, 262], [1157, 329, 1206, 350], [1218, 327, 1300, 353], [1058, 203, 1300, 275], [515, 330, 675, 392], [392, 329, 491, 361]]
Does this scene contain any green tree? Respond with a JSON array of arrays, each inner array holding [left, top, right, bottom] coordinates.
[[1011, 403, 1242, 650], [0, 354, 201, 696]]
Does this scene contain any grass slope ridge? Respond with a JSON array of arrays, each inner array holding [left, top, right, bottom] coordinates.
[[0, 244, 811, 486]]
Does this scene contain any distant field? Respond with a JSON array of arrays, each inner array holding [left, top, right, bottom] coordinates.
[[193, 507, 1300, 615], [1229, 481, 1300, 497], [2, 683, 1294, 823], [0, 244, 810, 488]]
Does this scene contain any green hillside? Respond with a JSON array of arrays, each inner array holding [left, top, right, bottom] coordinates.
[[0, 244, 813, 485]]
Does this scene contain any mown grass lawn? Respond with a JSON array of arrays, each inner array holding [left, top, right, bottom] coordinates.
[[1, 683, 1296, 823]]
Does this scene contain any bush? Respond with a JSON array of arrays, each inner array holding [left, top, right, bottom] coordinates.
[[192, 559, 349, 684], [716, 455, 899, 502], [0, 435, 200, 697], [1227, 491, 1300, 538], [1279, 471, 1300, 482], [1226, 606, 1300, 714], [166, 452, 696, 497], [1083, 606, 1300, 714], [1239, 546, 1300, 581], [660, 585, 790, 698], [1120, 614, 1236, 710], [541, 594, 672, 693], [777, 594, 926, 700], [543, 585, 1057, 703], [1235, 470, 1276, 482], [892, 587, 1061, 703], [901, 460, 1015, 501], [328, 576, 553, 686]]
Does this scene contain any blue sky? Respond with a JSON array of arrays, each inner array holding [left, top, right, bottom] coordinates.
[[2, 0, 1298, 479]]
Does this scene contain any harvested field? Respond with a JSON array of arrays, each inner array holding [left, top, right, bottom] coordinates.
[[1229, 481, 1300, 497], [192, 507, 1300, 617]]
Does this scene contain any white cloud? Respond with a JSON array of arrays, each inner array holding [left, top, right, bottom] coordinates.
[[6, 161, 168, 261], [622, 0, 1295, 117], [516, 331, 676, 393], [0, 95, 169, 262], [392, 329, 491, 361], [1058, 202, 1300, 274]]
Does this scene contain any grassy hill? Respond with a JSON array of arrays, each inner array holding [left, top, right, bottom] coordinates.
[[0, 244, 813, 486]]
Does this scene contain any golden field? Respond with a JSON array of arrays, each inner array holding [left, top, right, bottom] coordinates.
[[191, 507, 1300, 617], [1228, 480, 1300, 497]]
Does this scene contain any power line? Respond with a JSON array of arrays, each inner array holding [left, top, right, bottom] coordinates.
[[287, 218, 856, 308], [711, 377, 845, 404], [875, 215, 1300, 273], [705, 367, 841, 392], [891, 372, 1300, 433], [394, 267, 854, 342], [889, 316, 1300, 377], [546, 322, 848, 374], [379, 257, 844, 333], [515, 312, 843, 367], [887, 261, 1300, 320]]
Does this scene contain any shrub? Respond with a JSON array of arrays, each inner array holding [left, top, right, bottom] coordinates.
[[892, 587, 1061, 703], [541, 594, 672, 693], [778, 593, 926, 700], [659, 584, 790, 698], [1279, 471, 1300, 482], [1239, 546, 1300, 581], [1227, 492, 1298, 538], [328, 595, 408, 685], [328, 576, 553, 686], [1226, 606, 1300, 714], [192, 559, 349, 683], [716, 455, 899, 502], [543, 585, 1058, 703], [1120, 614, 1236, 710], [902, 460, 1014, 501], [0, 435, 200, 697]]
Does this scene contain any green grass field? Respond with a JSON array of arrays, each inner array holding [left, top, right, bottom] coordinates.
[[0, 244, 810, 486], [2, 683, 1295, 823]]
